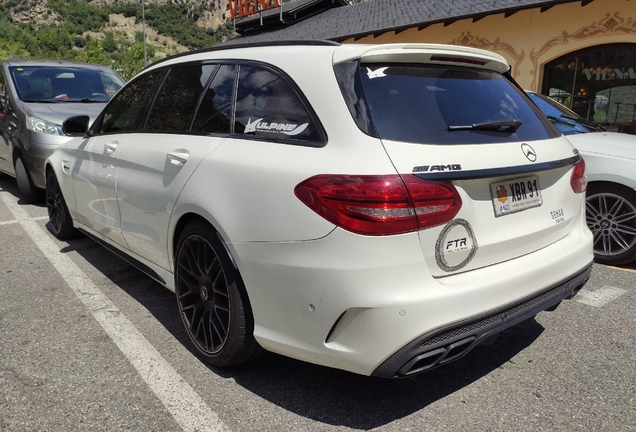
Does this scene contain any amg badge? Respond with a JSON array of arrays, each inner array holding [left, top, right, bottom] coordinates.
[[413, 164, 462, 173]]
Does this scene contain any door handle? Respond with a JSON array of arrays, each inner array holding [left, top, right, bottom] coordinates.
[[104, 143, 118, 153], [167, 151, 189, 166]]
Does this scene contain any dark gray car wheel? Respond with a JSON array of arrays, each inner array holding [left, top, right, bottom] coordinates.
[[45, 170, 77, 239], [15, 156, 41, 203], [175, 221, 262, 367], [586, 182, 636, 265]]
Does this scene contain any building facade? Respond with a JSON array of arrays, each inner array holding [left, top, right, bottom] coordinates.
[[234, 0, 636, 132], [344, 0, 635, 132]]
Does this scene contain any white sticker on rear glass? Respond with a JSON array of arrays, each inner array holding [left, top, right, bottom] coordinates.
[[366, 67, 388, 79]]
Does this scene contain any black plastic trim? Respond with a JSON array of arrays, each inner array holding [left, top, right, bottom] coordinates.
[[413, 154, 580, 181], [146, 40, 340, 70], [372, 261, 593, 378], [77, 228, 166, 286]]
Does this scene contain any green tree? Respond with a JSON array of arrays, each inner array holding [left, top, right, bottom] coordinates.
[[82, 40, 109, 65], [103, 32, 118, 53], [114, 43, 145, 80]]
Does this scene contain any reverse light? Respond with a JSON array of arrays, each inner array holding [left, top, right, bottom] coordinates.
[[294, 174, 462, 235], [26, 115, 63, 136], [570, 158, 587, 194]]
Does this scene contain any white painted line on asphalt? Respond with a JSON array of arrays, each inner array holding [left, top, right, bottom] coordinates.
[[607, 265, 636, 273], [0, 219, 18, 225], [1, 194, 230, 432], [575, 286, 627, 307]]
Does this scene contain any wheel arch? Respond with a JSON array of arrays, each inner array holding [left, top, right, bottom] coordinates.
[[171, 211, 239, 273], [586, 179, 636, 196]]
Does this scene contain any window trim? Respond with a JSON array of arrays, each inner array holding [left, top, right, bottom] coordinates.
[[92, 58, 328, 148]]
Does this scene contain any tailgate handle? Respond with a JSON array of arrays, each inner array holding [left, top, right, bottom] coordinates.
[[104, 143, 118, 154], [167, 151, 189, 166]]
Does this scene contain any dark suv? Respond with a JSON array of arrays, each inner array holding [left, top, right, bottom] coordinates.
[[0, 60, 125, 202]]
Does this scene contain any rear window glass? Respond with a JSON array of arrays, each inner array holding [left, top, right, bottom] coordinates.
[[343, 62, 556, 145], [234, 65, 322, 143], [192, 64, 235, 135]]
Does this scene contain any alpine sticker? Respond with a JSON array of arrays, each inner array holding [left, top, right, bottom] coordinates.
[[435, 218, 478, 273], [244, 118, 309, 136]]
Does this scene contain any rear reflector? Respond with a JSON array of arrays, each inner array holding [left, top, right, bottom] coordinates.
[[294, 174, 462, 235], [570, 158, 587, 194]]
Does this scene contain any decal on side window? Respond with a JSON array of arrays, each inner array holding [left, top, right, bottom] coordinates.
[[244, 118, 309, 136]]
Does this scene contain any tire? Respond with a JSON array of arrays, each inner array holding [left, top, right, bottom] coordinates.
[[45, 170, 77, 239], [15, 156, 42, 204], [175, 221, 262, 367], [586, 182, 636, 265]]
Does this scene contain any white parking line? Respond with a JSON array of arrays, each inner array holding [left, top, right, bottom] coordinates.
[[608, 265, 636, 274], [0, 193, 230, 432], [575, 286, 628, 307]]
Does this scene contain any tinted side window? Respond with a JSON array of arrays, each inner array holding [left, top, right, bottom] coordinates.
[[234, 66, 320, 142], [192, 65, 235, 134], [146, 65, 216, 132], [100, 71, 162, 134]]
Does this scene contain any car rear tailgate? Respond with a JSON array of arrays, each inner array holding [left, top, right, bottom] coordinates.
[[381, 136, 585, 277]]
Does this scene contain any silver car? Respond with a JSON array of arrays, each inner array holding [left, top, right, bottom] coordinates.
[[0, 60, 125, 202]]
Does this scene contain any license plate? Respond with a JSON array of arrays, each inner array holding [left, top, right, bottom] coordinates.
[[490, 175, 542, 217]]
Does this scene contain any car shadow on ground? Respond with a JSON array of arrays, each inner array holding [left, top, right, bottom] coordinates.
[[53, 228, 548, 430]]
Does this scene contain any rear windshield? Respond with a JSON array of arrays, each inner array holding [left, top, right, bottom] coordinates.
[[335, 61, 557, 145], [9, 66, 125, 103]]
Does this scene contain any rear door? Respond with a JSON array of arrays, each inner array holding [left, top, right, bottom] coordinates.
[[354, 57, 584, 277], [116, 63, 234, 270]]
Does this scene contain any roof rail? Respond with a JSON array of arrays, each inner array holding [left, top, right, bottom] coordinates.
[[145, 39, 341, 71]]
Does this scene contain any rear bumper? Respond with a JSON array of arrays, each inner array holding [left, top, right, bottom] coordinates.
[[372, 261, 592, 377], [231, 211, 593, 376]]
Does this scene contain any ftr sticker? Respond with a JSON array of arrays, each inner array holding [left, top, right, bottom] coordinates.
[[435, 219, 478, 273]]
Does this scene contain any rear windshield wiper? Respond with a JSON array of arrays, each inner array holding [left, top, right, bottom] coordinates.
[[547, 115, 576, 126], [448, 119, 522, 132]]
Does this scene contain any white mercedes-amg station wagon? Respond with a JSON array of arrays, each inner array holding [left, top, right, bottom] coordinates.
[[46, 41, 593, 377]]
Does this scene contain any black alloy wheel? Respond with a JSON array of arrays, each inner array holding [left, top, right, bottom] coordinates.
[[15, 156, 42, 203], [175, 221, 261, 367], [45, 170, 77, 239], [586, 182, 636, 266]]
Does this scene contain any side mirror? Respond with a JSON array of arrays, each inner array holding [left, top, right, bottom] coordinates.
[[62, 115, 90, 137]]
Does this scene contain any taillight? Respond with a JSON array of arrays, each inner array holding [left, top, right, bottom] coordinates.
[[294, 174, 462, 235], [570, 158, 587, 194]]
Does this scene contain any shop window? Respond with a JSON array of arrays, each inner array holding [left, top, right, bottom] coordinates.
[[543, 44, 636, 134]]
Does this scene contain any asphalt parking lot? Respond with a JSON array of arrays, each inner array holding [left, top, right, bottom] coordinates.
[[1, 173, 634, 432]]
